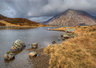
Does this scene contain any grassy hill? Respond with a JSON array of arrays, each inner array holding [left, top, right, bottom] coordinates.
[[0, 14, 44, 28], [44, 25, 96, 68]]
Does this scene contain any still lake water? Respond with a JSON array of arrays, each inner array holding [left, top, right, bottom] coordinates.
[[0, 27, 64, 68]]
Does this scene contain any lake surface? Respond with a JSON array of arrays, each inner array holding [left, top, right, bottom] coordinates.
[[0, 27, 64, 68]]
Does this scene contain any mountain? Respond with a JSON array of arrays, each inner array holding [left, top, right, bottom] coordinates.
[[48, 9, 96, 26], [0, 14, 43, 27]]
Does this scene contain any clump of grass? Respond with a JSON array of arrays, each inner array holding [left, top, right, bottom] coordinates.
[[44, 25, 96, 68]]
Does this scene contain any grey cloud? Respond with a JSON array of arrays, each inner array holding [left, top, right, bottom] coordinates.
[[0, 0, 96, 22]]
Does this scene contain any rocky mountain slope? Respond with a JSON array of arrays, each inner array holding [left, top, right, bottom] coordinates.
[[0, 14, 43, 27], [48, 9, 96, 26]]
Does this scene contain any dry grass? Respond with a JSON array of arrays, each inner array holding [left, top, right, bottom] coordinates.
[[0, 20, 45, 29], [0, 14, 45, 27], [49, 27, 66, 31], [44, 25, 96, 68]]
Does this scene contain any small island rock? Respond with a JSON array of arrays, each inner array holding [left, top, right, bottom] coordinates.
[[31, 43, 38, 49], [29, 51, 37, 58]]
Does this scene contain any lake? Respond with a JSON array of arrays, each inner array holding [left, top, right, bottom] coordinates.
[[0, 27, 64, 68]]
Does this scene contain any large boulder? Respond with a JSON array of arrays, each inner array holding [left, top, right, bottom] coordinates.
[[29, 51, 37, 58], [4, 40, 26, 61], [12, 40, 25, 47], [10, 40, 26, 52]]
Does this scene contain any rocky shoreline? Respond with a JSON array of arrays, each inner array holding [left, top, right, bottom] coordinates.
[[3, 27, 77, 68], [27, 49, 50, 68], [28, 27, 77, 68], [3, 40, 50, 68]]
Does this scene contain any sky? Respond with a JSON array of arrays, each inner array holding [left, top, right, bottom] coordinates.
[[0, 0, 96, 22]]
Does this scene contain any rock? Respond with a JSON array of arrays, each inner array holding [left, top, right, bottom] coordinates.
[[29, 51, 37, 58], [31, 43, 38, 49], [65, 28, 75, 33], [66, 33, 77, 38], [52, 41, 56, 44], [10, 40, 26, 52], [3, 52, 15, 61], [61, 35, 63, 37], [48, 28, 50, 30], [58, 38, 61, 41], [61, 34, 70, 39], [3, 40, 26, 61], [61, 37, 65, 40], [13, 40, 25, 47], [61, 33, 77, 40]]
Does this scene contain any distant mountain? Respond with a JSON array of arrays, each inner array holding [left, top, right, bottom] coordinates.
[[48, 9, 96, 26], [0, 14, 43, 27], [29, 16, 53, 23]]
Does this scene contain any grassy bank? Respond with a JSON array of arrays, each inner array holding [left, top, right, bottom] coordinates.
[[44, 25, 96, 68], [0, 20, 47, 29], [0, 25, 44, 30]]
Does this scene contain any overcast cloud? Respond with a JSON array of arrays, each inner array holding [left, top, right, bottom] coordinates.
[[0, 0, 96, 22]]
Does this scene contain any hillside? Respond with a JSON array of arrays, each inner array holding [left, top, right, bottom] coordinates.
[[48, 9, 96, 26], [0, 14, 43, 27], [44, 25, 96, 68]]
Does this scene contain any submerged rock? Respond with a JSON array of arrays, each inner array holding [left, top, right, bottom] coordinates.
[[31, 43, 38, 49], [3, 52, 15, 61], [29, 51, 37, 58], [52, 41, 56, 44]]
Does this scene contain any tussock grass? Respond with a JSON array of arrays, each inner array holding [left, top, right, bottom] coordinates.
[[44, 25, 96, 68]]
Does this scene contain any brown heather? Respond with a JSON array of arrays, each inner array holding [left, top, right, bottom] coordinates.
[[44, 25, 96, 68], [0, 14, 44, 27]]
